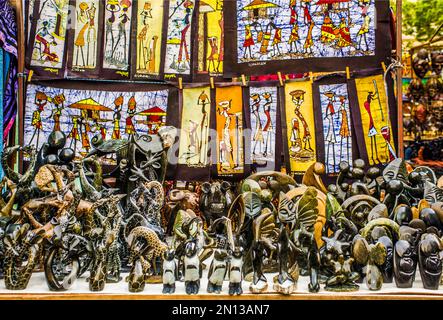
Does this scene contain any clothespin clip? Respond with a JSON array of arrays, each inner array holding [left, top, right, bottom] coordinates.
[[241, 74, 247, 86], [346, 67, 351, 80], [309, 72, 314, 84], [210, 77, 215, 89], [27, 70, 34, 82], [381, 61, 387, 73], [277, 72, 284, 86], [178, 77, 183, 90]]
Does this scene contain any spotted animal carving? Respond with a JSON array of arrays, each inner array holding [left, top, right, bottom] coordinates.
[[127, 225, 168, 289], [3, 224, 44, 290]]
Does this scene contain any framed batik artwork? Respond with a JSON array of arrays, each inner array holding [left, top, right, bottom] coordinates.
[[313, 74, 359, 175], [175, 84, 213, 181], [282, 79, 317, 175], [99, 0, 135, 80], [66, 0, 104, 78], [245, 82, 282, 173], [213, 84, 245, 179], [24, 81, 177, 161], [163, 0, 198, 82], [224, 0, 392, 77], [26, 0, 71, 79], [193, 0, 225, 81], [131, 0, 167, 81], [348, 70, 398, 166]]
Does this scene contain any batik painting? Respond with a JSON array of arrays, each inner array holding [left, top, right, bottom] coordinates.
[[284, 81, 316, 174], [355, 74, 396, 165], [133, 0, 165, 79], [195, 0, 224, 79], [28, 0, 70, 77], [102, 0, 133, 78], [215, 86, 244, 175], [69, 0, 100, 74], [319, 83, 352, 174], [24, 84, 170, 159], [249, 86, 277, 164], [224, 0, 390, 77], [178, 86, 212, 167], [164, 0, 195, 79]]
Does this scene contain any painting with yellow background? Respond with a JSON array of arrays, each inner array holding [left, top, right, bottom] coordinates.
[[216, 86, 244, 175], [355, 75, 396, 165], [178, 87, 212, 167], [284, 81, 317, 174], [197, 0, 224, 76], [135, 0, 164, 76]]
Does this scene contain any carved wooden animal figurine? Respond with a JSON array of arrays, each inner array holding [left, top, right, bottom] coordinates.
[[162, 248, 177, 294], [207, 249, 228, 294], [184, 240, 201, 295], [127, 255, 150, 293], [228, 247, 244, 295], [128, 226, 168, 278], [352, 235, 387, 291], [3, 224, 44, 290]]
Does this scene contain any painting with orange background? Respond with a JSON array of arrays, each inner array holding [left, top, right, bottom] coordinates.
[[215, 86, 244, 175]]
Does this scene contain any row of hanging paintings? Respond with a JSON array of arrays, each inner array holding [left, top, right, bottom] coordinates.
[[25, 0, 391, 81], [24, 71, 397, 180]]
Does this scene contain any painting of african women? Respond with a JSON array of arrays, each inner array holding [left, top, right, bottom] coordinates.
[[30, 0, 69, 69], [237, 0, 375, 63], [24, 84, 169, 160], [319, 83, 352, 174]]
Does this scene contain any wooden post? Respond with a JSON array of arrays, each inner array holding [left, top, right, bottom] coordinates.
[[396, 0, 404, 158]]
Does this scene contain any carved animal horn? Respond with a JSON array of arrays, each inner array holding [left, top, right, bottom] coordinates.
[[169, 189, 185, 202]]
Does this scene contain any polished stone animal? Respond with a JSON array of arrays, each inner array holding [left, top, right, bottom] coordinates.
[[127, 226, 168, 276], [228, 247, 244, 296], [3, 224, 44, 290], [199, 181, 234, 226], [162, 248, 177, 294], [207, 249, 228, 294], [184, 240, 201, 295]]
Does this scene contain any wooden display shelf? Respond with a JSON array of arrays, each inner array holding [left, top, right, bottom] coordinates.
[[0, 292, 443, 300], [0, 272, 442, 300]]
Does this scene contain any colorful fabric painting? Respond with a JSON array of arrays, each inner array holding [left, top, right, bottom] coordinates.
[[24, 83, 171, 159], [102, 0, 133, 78], [164, 0, 195, 80], [2, 51, 17, 141], [0, 0, 18, 57], [215, 86, 244, 176], [224, 0, 391, 77], [132, 0, 165, 80], [355, 74, 396, 165], [283, 80, 316, 174], [0, 49, 4, 178], [178, 86, 212, 167], [68, 0, 101, 76], [319, 83, 352, 174], [249, 86, 277, 164], [194, 0, 224, 80], [28, 0, 70, 78], [0, 0, 18, 139]]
